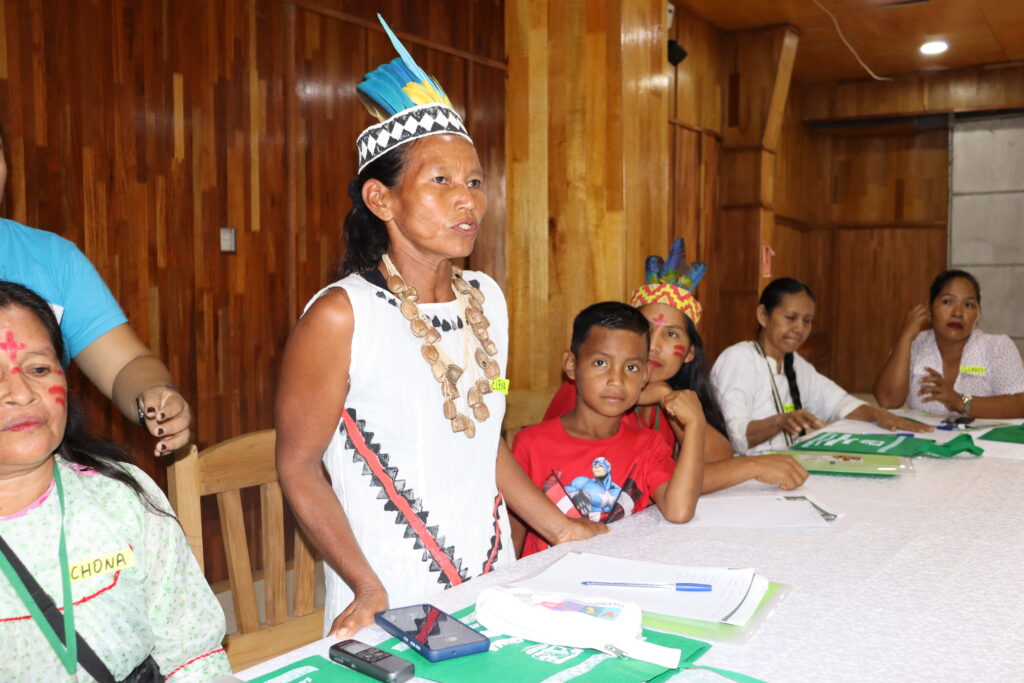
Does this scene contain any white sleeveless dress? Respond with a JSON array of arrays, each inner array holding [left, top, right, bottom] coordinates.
[[305, 270, 514, 633]]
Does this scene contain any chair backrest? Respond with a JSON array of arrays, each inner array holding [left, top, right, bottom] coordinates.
[[167, 430, 323, 672]]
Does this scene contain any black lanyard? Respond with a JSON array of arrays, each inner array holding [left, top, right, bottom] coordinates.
[[752, 341, 795, 447]]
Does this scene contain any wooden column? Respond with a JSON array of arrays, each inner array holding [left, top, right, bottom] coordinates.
[[708, 25, 798, 357], [506, 0, 669, 391]]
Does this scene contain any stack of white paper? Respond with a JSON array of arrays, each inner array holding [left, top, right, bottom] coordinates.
[[661, 494, 835, 529], [509, 552, 770, 627]]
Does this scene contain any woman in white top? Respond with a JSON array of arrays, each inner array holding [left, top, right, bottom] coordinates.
[[874, 269, 1024, 417], [275, 18, 604, 640], [711, 278, 928, 454]]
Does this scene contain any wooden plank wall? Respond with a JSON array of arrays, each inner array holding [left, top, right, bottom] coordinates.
[[0, 0, 505, 581], [505, 0, 669, 392], [667, 6, 722, 341]]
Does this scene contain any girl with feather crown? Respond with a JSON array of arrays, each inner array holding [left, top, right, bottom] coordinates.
[[275, 15, 605, 639]]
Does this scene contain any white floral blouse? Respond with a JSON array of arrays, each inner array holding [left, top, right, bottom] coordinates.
[[0, 457, 230, 681]]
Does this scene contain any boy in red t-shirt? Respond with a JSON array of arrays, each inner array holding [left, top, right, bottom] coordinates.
[[512, 302, 704, 556]]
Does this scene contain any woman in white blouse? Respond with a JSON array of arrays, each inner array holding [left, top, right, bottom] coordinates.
[[874, 269, 1024, 417], [711, 278, 928, 454]]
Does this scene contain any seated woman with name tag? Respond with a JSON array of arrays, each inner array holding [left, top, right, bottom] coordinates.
[[0, 282, 230, 682], [874, 269, 1024, 418], [710, 278, 929, 455]]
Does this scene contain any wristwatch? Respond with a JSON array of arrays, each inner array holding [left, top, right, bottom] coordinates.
[[960, 394, 973, 416]]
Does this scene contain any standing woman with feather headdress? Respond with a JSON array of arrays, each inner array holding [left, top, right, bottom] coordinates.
[[275, 16, 606, 639]]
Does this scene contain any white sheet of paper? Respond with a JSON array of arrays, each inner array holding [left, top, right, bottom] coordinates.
[[662, 495, 829, 529], [508, 552, 767, 626]]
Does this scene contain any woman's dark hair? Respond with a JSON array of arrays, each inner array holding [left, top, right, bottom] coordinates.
[[571, 301, 650, 357], [666, 315, 728, 438], [929, 269, 981, 306], [337, 144, 412, 278], [758, 277, 816, 412], [0, 281, 167, 515]]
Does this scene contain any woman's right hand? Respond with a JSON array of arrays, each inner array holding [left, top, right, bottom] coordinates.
[[328, 584, 390, 639], [776, 409, 825, 436], [901, 304, 930, 342]]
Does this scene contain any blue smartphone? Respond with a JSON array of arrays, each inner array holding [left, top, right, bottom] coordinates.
[[374, 604, 490, 662]]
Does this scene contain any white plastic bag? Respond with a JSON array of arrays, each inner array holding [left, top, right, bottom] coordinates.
[[475, 586, 681, 669]]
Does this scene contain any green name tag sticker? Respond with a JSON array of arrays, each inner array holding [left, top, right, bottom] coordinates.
[[491, 377, 510, 394], [783, 403, 796, 413], [960, 365, 985, 375]]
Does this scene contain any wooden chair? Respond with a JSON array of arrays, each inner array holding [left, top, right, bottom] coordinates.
[[167, 430, 323, 672]]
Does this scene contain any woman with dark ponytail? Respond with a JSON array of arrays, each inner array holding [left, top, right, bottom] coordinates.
[[710, 277, 929, 454]]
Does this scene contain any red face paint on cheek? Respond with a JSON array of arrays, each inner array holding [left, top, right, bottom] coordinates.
[[55, 369, 64, 376], [672, 344, 686, 358], [48, 385, 67, 407]]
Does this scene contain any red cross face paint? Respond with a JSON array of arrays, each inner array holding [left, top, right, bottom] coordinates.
[[0, 305, 67, 474], [638, 302, 694, 383]]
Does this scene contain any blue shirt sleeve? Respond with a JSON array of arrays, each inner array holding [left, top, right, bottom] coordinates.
[[55, 239, 129, 362]]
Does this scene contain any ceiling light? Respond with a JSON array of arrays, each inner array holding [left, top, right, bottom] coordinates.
[[920, 41, 948, 55]]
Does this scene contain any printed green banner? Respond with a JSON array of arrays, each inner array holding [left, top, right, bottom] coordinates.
[[250, 605, 711, 683], [792, 432, 982, 458]]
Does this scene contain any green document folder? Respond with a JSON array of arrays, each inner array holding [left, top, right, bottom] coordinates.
[[979, 424, 1024, 444], [778, 451, 905, 476], [251, 605, 710, 683]]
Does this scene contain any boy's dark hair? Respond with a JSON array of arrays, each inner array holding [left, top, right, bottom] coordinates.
[[668, 315, 728, 438], [571, 301, 650, 357], [929, 269, 981, 306]]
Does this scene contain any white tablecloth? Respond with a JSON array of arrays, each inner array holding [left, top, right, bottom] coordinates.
[[240, 442, 1024, 682]]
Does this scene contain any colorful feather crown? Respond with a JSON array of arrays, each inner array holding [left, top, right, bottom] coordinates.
[[629, 238, 706, 324], [355, 15, 472, 171]]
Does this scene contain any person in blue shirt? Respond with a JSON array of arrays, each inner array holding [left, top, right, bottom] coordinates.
[[0, 121, 189, 456]]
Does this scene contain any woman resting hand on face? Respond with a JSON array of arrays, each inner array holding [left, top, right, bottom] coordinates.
[[874, 269, 1024, 418], [710, 278, 930, 456], [0, 282, 229, 682]]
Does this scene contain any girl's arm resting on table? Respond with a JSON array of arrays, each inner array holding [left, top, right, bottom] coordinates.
[[275, 290, 388, 638], [496, 440, 608, 544], [703, 453, 808, 492]]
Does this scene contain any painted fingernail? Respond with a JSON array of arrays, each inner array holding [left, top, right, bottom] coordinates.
[[157, 428, 164, 435], [147, 407, 156, 415], [159, 413, 166, 420], [159, 443, 167, 451]]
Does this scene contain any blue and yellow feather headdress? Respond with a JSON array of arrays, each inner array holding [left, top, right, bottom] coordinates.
[[356, 15, 472, 172]]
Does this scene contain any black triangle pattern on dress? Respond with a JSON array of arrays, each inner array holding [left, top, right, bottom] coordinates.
[[482, 493, 505, 575], [340, 408, 470, 589]]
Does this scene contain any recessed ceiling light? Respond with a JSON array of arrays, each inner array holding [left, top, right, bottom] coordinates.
[[920, 41, 948, 55]]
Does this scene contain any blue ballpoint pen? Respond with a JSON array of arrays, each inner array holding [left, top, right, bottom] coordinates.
[[581, 580, 712, 592]]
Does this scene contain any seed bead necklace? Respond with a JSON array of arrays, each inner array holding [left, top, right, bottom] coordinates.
[[381, 253, 501, 439]]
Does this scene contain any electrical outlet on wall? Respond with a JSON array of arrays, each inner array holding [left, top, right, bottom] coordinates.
[[220, 227, 237, 253]]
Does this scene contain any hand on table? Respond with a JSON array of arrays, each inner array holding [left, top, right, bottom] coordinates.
[[777, 409, 825, 436], [137, 385, 191, 456], [749, 453, 809, 490], [552, 517, 608, 545], [917, 367, 962, 412], [328, 584, 389, 639], [873, 408, 934, 433]]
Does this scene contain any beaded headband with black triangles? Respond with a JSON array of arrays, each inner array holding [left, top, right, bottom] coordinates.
[[356, 15, 472, 172]]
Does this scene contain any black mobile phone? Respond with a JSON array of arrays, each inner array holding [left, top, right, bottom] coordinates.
[[328, 639, 414, 683], [374, 604, 490, 662]]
